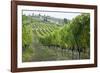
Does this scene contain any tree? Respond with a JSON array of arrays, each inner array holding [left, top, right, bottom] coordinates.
[[22, 15, 34, 61], [59, 13, 90, 59], [64, 18, 69, 24], [69, 13, 90, 59]]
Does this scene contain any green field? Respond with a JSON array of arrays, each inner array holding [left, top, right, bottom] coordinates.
[[22, 13, 90, 62]]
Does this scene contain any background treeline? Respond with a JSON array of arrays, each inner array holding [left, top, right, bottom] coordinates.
[[22, 13, 90, 62]]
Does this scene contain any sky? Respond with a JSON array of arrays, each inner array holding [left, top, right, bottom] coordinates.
[[22, 10, 81, 20]]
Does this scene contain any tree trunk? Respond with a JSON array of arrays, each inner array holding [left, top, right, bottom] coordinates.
[[78, 48, 81, 59], [62, 48, 64, 56], [72, 48, 74, 59]]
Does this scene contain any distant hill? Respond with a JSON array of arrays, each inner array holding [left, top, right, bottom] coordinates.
[[32, 14, 64, 24], [22, 15, 60, 37]]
